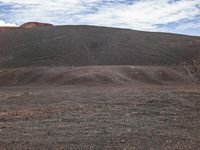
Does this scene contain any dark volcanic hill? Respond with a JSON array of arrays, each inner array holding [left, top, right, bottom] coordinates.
[[1, 24, 200, 150], [0, 25, 199, 68], [0, 24, 199, 86]]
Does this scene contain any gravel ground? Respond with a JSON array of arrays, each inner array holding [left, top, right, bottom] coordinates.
[[0, 85, 200, 150]]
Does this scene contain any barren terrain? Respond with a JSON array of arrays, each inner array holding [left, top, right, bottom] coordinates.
[[0, 24, 200, 149], [1, 85, 200, 150]]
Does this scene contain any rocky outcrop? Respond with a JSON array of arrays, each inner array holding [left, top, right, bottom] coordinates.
[[0, 22, 54, 32], [20, 22, 54, 28]]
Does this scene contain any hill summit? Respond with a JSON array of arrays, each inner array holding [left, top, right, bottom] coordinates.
[[20, 22, 54, 28], [0, 22, 54, 32]]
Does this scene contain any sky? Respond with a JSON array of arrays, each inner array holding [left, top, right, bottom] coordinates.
[[0, 0, 200, 36]]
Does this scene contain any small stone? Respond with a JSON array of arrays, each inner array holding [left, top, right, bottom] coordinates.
[[120, 139, 125, 143]]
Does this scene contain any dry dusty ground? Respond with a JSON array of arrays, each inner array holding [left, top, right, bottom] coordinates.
[[0, 85, 200, 150], [0, 24, 199, 150]]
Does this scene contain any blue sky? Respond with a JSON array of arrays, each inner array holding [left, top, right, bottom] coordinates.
[[0, 0, 200, 36]]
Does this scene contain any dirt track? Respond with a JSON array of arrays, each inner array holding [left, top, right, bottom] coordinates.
[[0, 85, 200, 150]]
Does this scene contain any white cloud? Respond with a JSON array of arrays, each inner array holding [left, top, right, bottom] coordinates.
[[0, 20, 16, 26], [81, 0, 200, 31], [0, 0, 200, 33], [175, 22, 200, 30]]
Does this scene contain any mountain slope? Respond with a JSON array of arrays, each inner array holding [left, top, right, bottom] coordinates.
[[0, 25, 199, 68], [0, 66, 190, 86]]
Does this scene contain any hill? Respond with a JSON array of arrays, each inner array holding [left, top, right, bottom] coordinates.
[[20, 22, 54, 28], [0, 27, 18, 32], [0, 66, 190, 86], [0, 25, 199, 68], [1, 23, 200, 150], [0, 24, 199, 86]]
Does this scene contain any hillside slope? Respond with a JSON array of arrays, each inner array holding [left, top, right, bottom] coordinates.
[[0, 66, 190, 86], [0, 27, 18, 32], [0, 25, 199, 68]]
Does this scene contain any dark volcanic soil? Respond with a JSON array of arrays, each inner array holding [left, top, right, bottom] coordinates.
[[0, 66, 191, 86], [0, 25, 200, 149], [0, 85, 200, 150], [0, 25, 199, 68]]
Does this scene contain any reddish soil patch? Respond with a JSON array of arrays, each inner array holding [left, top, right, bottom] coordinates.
[[20, 22, 54, 28], [0, 27, 19, 32]]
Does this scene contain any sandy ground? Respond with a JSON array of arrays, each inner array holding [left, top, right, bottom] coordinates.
[[0, 85, 200, 150]]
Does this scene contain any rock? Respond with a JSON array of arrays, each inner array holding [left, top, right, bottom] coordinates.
[[20, 22, 54, 28]]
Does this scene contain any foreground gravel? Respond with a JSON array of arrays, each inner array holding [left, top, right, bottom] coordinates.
[[0, 85, 200, 150]]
